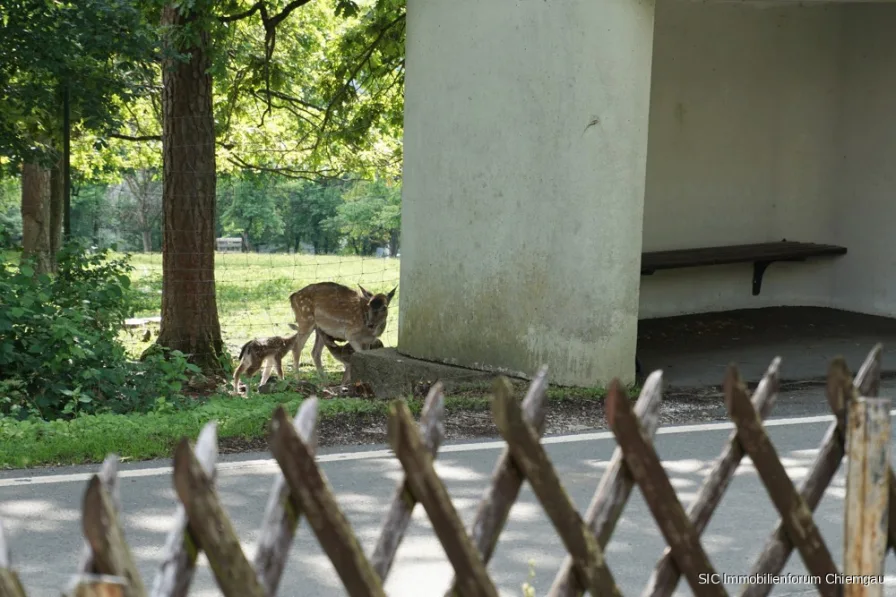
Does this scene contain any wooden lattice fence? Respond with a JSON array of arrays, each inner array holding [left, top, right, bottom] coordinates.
[[0, 345, 891, 597]]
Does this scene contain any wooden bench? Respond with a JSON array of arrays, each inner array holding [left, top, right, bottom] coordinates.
[[216, 237, 243, 253], [634, 240, 847, 378], [640, 240, 847, 296]]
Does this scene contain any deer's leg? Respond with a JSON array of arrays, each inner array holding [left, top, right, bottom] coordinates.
[[288, 303, 317, 378], [243, 360, 261, 397], [289, 330, 313, 379], [232, 362, 248, 393], [233, 354, 258, 393], [311, 330, 329, 382], [259, 358, 275, 387], [274, 356, 285, 381], [340, 363, 352, 385]]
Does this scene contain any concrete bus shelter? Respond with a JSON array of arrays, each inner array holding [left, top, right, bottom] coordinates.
[[396, 0, 896, 388]]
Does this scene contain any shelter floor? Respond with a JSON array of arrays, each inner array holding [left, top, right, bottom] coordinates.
[[636, 306, 896, 388]]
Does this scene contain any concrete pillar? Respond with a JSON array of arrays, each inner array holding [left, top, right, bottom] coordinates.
[[398, 0, 656, 387]]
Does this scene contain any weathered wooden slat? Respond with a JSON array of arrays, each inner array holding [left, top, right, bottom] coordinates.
[[843, 396, 891, 597], [253, 399, 320, 596], [0, 569, 27, 597], [389, 400, 499, 597], [372, 383, 446, 580], [461, 368, 548, 556], [605, 380, 727, 597], [491, 377, 621, 597], [442, 365, 550, 597], [0, 520, 9, 569], [740, 347, 883, 597], [0, 520, 27, 597], [725, 367, 841, 597], [888, 473, 896, 552], [150, 422, 218, 597], [548, 369, 664, 597], [171, 438, 264, 597], [65, 575, 128, 597], [852, 344, 896, 554], [642, 358, 780, 597], [82, 475, 147, 597], [855, 344, 883, 398], [78, 455, 121, 574], [268, 405, 386, 597]]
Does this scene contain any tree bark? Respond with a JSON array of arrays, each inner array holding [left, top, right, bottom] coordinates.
[[49, 154, 64, 270], [389, 230, 399, 257], [20, 162, 52, 275], [141, 230, 152, 253], [241, 229, 253, 252], [155, 3, 225, 374]]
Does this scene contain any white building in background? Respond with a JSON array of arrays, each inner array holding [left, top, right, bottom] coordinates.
[[397, 0, 896, 387]]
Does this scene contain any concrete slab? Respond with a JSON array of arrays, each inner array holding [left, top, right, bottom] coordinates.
[[352, 307, 896, 396], [637, 306, 896, 388], [350, 348, 508, 398]]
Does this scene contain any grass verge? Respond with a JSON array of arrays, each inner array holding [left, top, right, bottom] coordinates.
[[0, 381, 624, 470]]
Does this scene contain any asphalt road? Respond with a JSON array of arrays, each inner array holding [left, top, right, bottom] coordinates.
[[3, 413, 896, 597]]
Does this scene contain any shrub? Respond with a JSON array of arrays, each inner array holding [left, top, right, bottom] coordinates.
[[0, 242, 198, 420]]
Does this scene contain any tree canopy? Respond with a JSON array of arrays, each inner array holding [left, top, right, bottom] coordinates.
[[60, 0, 406, 186], [0, 0, 157, 170]]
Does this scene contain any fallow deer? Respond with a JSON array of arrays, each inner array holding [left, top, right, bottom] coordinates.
[[232, 326, 302, 396], [288, 281, 396, 381], [314, 327, 384, 384]]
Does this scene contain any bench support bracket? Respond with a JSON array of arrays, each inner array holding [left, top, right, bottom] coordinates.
[[752, 261, 772, 296]]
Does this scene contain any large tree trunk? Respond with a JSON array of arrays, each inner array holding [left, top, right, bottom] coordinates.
[[49, 155, 64, 270], [155, 3, 224, 374], [141, 230, 152, 252], [20, 163, 52, 275]]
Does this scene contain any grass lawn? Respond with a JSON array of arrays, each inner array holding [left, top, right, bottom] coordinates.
[[0, 389, 378, 469]]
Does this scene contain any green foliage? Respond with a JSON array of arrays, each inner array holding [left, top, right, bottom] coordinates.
[[0, 242, 197, 420], [64, 172, 401, 255], [0, 178, 21, 248], [278, 178, 346, 253], [219, 172, 286, 247], [0, 391, 356, 468], [0, 0, 158, 169], [0, 389, 436, 469], [326, 177, 400, 254], [2, 0, 408, 179], [305, 0, 406, 175]]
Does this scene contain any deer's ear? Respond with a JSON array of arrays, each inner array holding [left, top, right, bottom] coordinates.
[[386, 286, 397, 303], [358, 284, 373, 300]]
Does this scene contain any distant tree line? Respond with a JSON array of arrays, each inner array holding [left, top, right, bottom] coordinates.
[[0, 171, 401, 257]]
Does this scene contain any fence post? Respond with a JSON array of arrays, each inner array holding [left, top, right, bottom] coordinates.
[[844, 395, 891, 597]]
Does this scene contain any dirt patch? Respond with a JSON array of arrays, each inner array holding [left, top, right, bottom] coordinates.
[[212, 372, 851, 456], [216, 384, 788, 454]]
